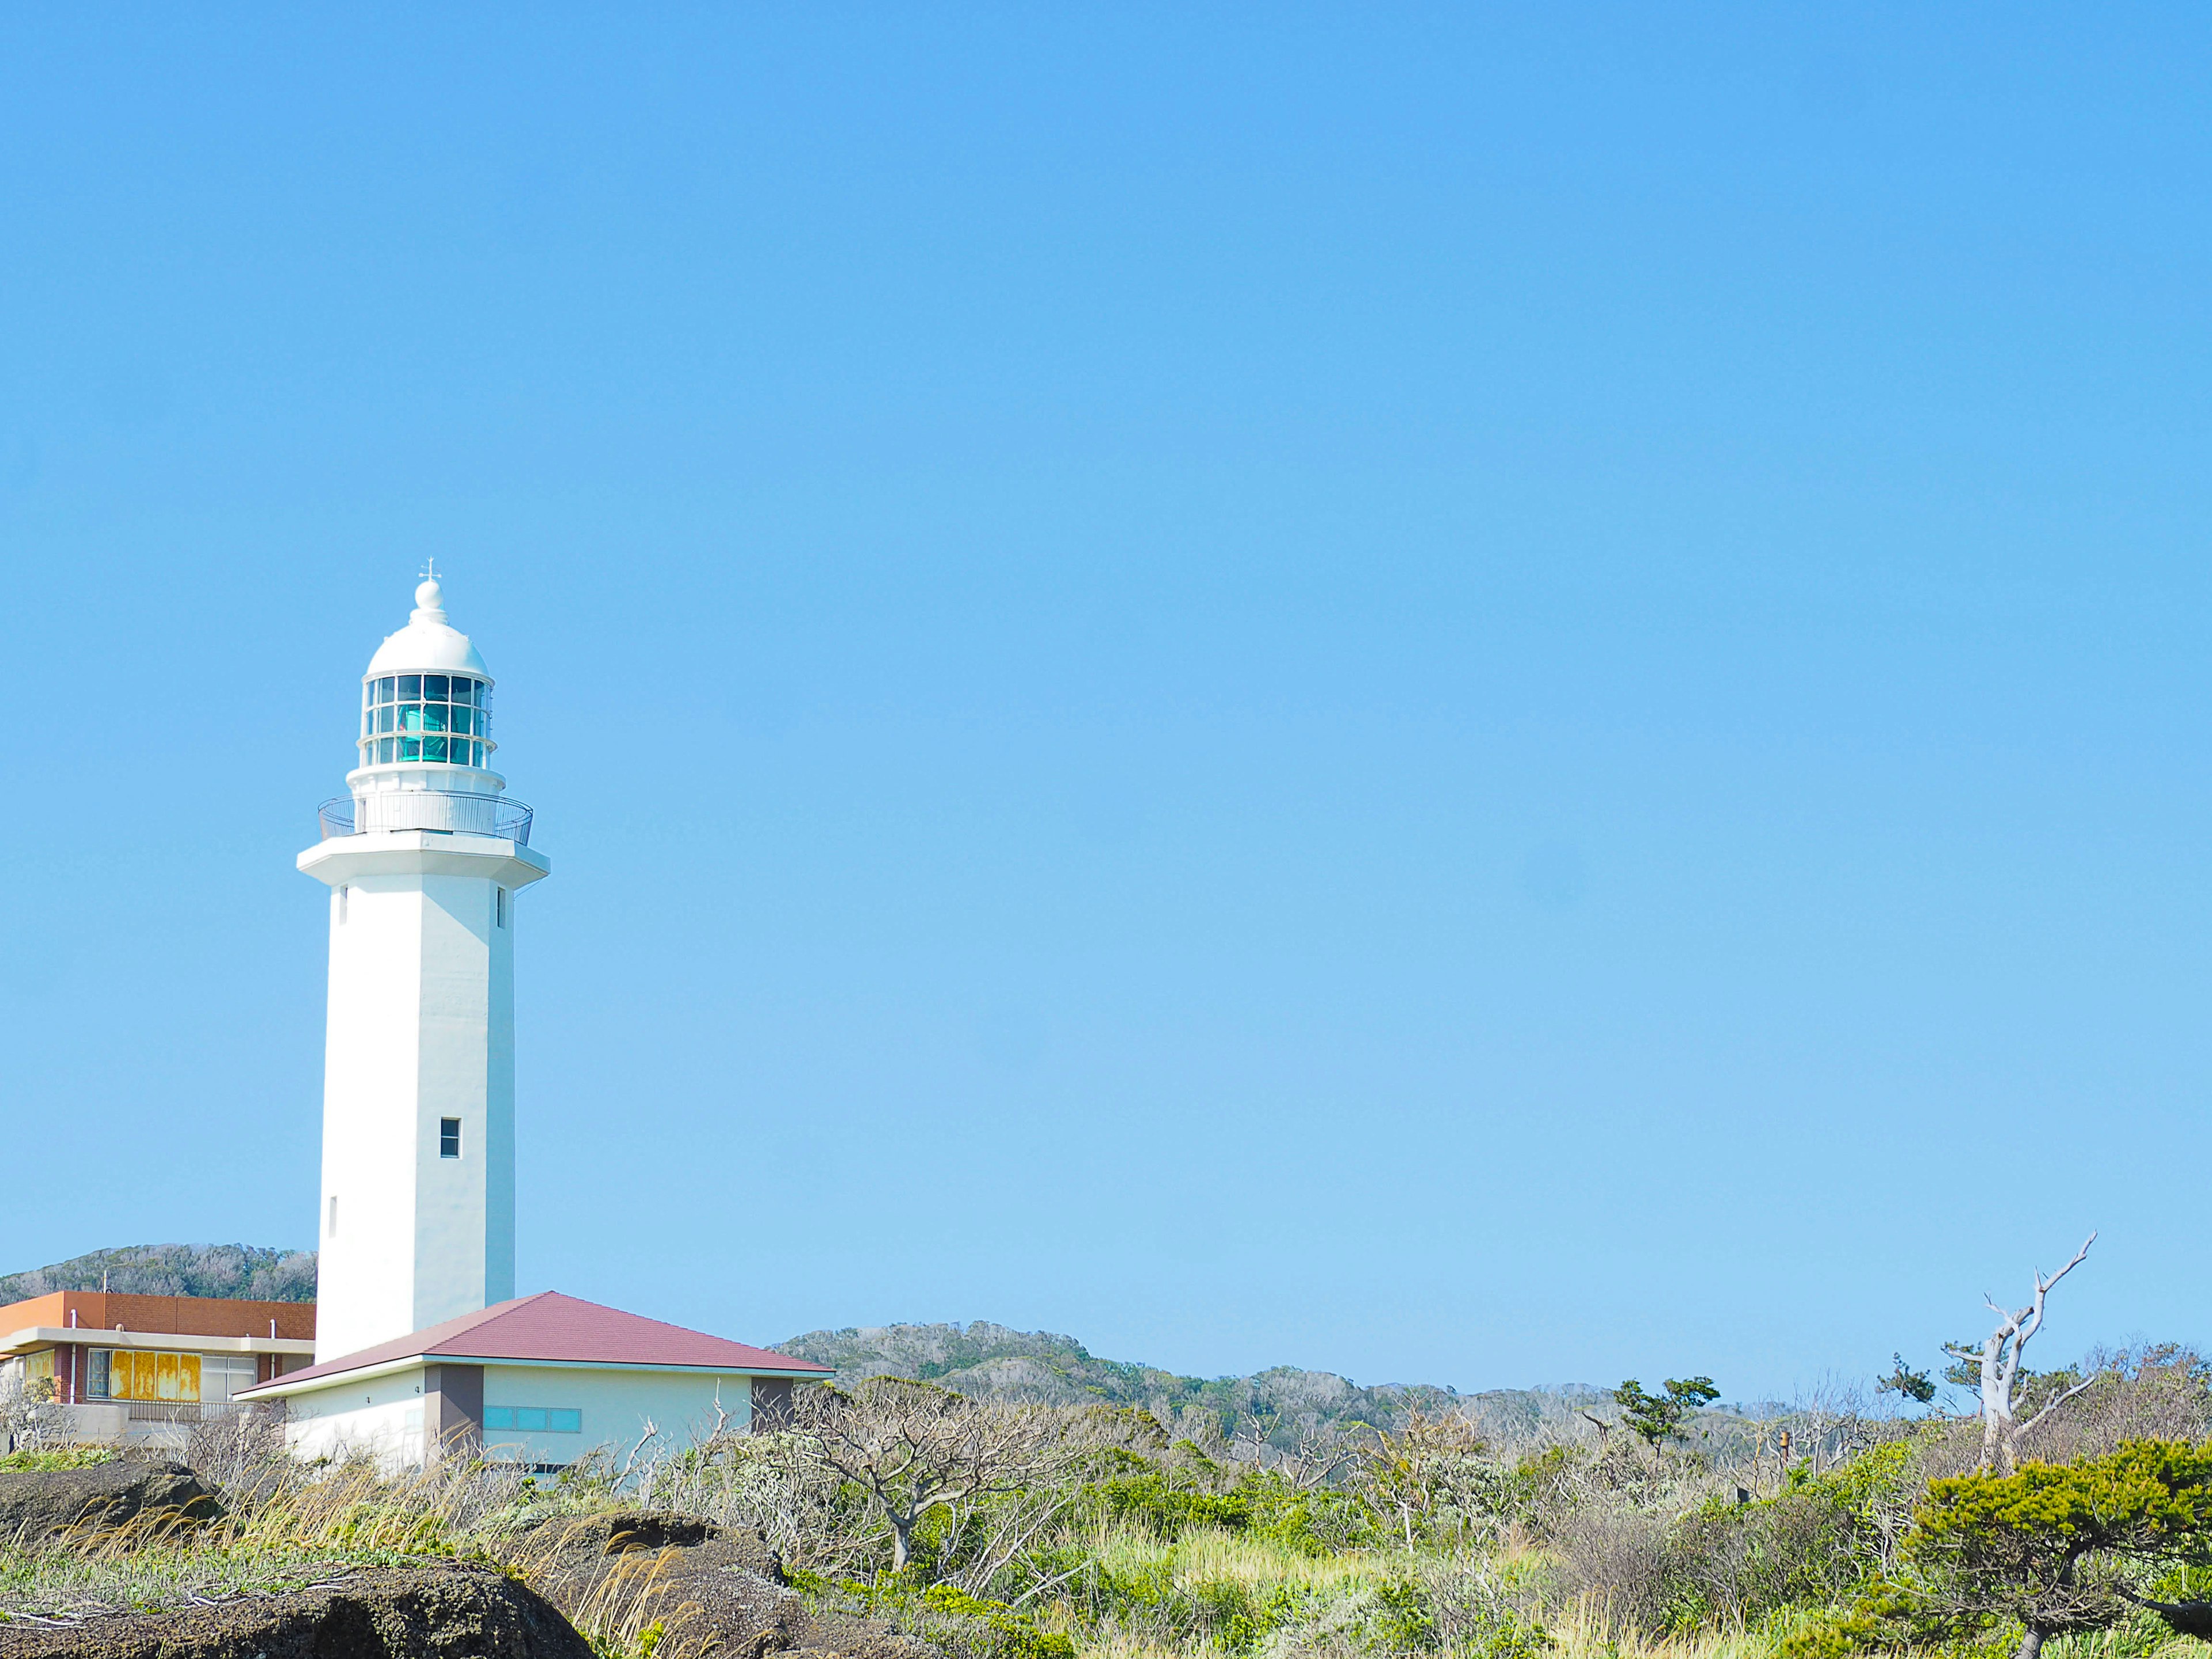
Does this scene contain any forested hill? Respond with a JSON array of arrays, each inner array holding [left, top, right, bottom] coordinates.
[[0, 1244, 318, 1304], [776, 1320, 1615, 1442]]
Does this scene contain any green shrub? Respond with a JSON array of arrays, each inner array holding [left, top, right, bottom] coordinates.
[[1087, 1471, 1256, 1537], [0, 1448, 120, 1472], [1776, 1581, 1939, 1659], [1368, 1577, 1437, 1650], [1085, 1466, 1377, 1554], [921, 1583, 1077, 1659], [1191, 1579, 1322, 1654], [785, 1567, 1074, 1659]]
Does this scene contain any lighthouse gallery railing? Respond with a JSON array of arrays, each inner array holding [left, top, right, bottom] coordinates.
[[319, 793, 535, 845]]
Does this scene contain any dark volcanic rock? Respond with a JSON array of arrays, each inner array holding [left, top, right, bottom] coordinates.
[[516, 1510, 932, 1659], [520, 1510, 808, 1658], [0, 1461, 219, 1539], [0, 1563, 592, 1658]]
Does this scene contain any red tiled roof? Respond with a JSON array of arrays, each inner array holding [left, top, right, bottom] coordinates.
[[238, 1291, 832, 1393]]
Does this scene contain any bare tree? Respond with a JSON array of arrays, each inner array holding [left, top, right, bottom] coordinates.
[[0, 1374, 74, 1453], [1790, 1373, 1881, 1476], [1358, 1410, 1497, 1550], [933, 1482, 1076, 1600], [1958, 1233, 2099, 1472], [797, 1376, 1069, 1573]]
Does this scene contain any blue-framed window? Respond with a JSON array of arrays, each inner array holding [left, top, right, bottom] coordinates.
[[359, 675, 492, 768], [484, 1406, 582, 1434]]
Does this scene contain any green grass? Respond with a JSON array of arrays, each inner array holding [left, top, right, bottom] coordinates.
[[0, 1448, 120, 1472]]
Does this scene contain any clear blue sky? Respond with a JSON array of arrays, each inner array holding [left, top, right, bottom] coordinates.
[[2, 7, 2207, 1403]]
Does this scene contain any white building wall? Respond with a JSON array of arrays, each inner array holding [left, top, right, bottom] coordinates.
[[480, 1365, 754, 1468], [285, 1365, 431, 1468]]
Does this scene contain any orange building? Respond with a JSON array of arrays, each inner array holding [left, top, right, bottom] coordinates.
[[1, 1291, 315, 1445]]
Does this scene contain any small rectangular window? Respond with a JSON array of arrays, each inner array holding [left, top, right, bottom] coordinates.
[[440, 1118, 461, 1158], [378, 677, 396, 703], [328, 1195, 338, 1235], [378, 737, 396, 763], [338, 886, 349, 925], [480, 1404, 581, 1434], [425, 675, 449, 700], [88, 1349, 111, 1399], [496, 888, 507, 927], [399, 675, 421, 698]]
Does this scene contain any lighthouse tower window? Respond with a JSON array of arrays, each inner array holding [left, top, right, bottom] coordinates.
[[361, 675, 492, 768]]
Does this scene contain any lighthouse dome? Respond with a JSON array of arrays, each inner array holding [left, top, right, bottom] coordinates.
[[348, 575, 505, 791], [366, 579, 491, 677]]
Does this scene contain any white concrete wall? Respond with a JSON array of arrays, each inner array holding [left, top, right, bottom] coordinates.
[[310, 837, 536, 1362], [410, 870, 512, 1333], [318, 874, 427, 1361], [480, 1365, 753, 1468], [57, 1403, 128, 1444], [285, 1365, 431, 1468]]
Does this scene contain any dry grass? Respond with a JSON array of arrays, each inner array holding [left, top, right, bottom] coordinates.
[[0, 1454, 550, 1626], [1073, 1633, 1214, 1659], [1104, 1525, 1389, 1597], [542, 1542, 700, 1659], [1539, 1601, 1790, 1659]]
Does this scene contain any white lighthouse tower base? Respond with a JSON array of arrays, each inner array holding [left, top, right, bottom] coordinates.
[[301, 831, 548, 1363]]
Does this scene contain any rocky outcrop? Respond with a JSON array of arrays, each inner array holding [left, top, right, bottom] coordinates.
[[0, 1563, 592, 1658], [0, 1502, 928, 1659], [0, 1460, 219, 1540], [513, 1510, 934, 1659]]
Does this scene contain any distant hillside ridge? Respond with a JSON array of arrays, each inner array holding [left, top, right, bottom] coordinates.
[[776, 1320, 1617, 1445], [0, 1244, 317, 1305]]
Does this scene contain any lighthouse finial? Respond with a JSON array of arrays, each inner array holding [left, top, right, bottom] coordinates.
[[413, 559, 447, 620]]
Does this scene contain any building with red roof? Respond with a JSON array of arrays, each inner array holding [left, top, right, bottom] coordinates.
[[239, 1292, 828, 1467]]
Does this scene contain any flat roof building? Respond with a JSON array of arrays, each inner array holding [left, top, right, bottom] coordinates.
[[0, 1291, 315, 1450]]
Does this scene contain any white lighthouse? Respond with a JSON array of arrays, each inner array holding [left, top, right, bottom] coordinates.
[[297, 575, 551, 1363], [248, 574, 827, 1467]]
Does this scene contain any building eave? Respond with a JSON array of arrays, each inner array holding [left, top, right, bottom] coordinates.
[[237, 1354, 433, 1399], [237, 1352, 830, 1402]]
